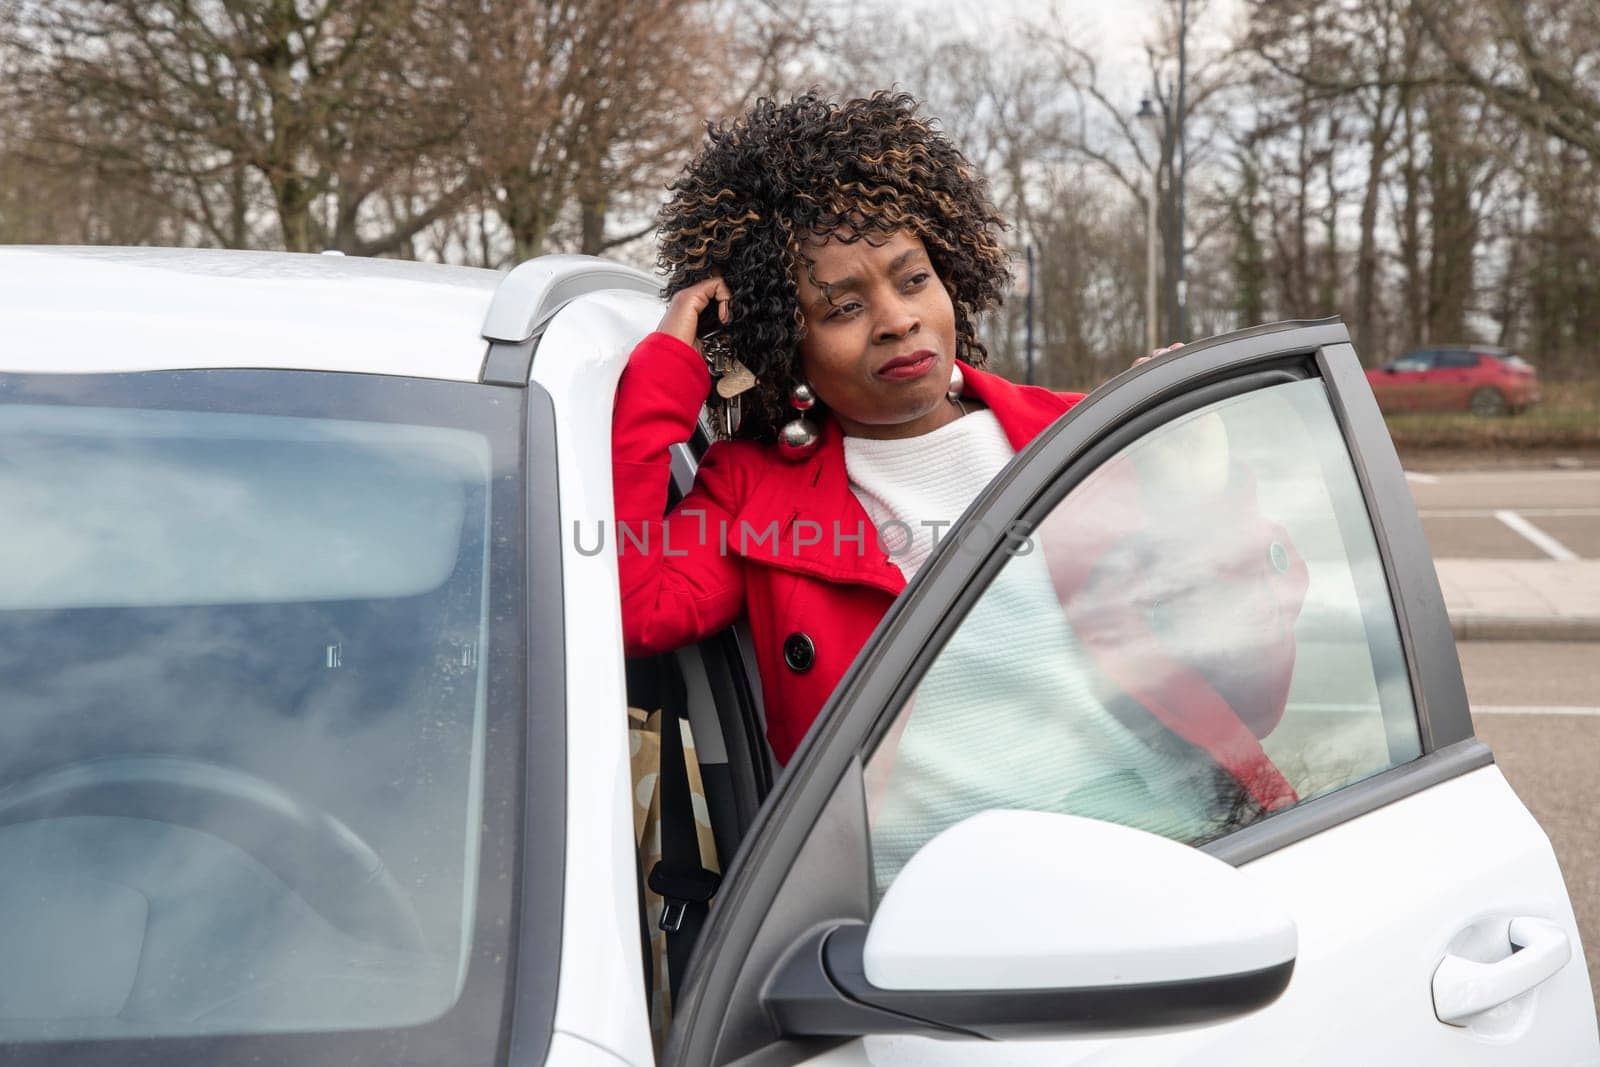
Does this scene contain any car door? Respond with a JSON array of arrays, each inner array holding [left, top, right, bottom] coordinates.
[[1388, 350, 1436, 411], [662, 319, 1598, 1067], [1432, 350, 1481, 410], [1368, 358, 1404, 413]]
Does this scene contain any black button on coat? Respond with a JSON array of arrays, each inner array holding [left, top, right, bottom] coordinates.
[[783, 632, 815, 673]]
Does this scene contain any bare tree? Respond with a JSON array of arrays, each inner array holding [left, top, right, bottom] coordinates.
[[1, 0, 476, 253], [1246, 0, 1428, 353], [0, 0, 1593, 386], [0, 0, 794, 264], [1040, 1, 1238, 344], [1419, 0, 1600, 162]]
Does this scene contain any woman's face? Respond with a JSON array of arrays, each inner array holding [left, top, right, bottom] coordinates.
[[793, 230, 961, 440]]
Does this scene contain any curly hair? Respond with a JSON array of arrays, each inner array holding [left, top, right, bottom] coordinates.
[[656, 90, 1011, 441]]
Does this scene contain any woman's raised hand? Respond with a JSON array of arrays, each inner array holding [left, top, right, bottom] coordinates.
[[657, 276, 732, 355], [1131, 340, 1184, 369]]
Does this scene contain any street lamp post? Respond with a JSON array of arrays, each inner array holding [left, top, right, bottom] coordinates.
[[1137, 97, 1159, 353], [1175, 0, 1190, 342], [1024, 242, 1035, 385]]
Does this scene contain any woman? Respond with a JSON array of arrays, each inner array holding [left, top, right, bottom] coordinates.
[[613, 91, 1302, 822]]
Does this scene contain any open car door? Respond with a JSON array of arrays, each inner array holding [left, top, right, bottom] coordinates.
[[664, 319, 1599, 1066]]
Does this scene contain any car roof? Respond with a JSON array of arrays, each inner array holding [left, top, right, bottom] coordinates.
[[1406, 343, 1511, 355], [0, 246, 505, 381]]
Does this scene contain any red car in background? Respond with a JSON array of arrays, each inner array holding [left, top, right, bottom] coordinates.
[[1367, 344, 1541, 415]]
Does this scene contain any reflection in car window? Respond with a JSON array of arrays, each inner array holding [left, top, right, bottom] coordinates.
[[0, 372, 524, 1060], [1390, 352, 1432, 372], [866, 380, 1421, 892]]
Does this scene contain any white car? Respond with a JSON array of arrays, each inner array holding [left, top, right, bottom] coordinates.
[[0, 246, 1593, 1066]]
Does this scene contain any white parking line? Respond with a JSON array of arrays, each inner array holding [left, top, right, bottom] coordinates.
[[1420, 507, 1600, 518], [1427, 470, 1600, 481], [1404, 471, 1440, 484], [1289, 703, 1600, 718], [1494, 509, 1580, 561]]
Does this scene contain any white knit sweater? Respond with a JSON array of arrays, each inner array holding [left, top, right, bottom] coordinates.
[[843, 409, 1014, 581], [845, 410, 1229, 889]]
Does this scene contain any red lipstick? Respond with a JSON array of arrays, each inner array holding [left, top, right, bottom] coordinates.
[[876, 349, 937, 381]]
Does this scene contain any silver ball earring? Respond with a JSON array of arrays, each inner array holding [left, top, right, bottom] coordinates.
[[947, 363, 965, 403], [778, 380, 821, 461]]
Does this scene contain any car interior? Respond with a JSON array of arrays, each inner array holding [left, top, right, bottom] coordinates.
[[621, 425, 776, 1007], [0, 410, 500, 1040]]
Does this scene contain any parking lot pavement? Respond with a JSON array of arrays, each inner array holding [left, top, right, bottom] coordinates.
[[1410, 469, 1600, 561], [1436, 560, 1600, 640], [1462, 642, 1600, 1013], [1405, 469, 1600, 639], [1407, 468, 1600, 513]]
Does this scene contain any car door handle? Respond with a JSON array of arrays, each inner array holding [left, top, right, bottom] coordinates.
[[1433, 917, 1571, 1025]]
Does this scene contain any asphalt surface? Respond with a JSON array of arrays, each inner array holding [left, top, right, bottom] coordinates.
[[1410, 469, 1600, 560], [1464, 642, 1600, 1015]]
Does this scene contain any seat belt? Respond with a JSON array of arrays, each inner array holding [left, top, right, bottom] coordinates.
[[647, 663, 721, 988]]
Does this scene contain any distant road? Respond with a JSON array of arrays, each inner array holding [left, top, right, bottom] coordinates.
[[1406, 469, 1600, 559]]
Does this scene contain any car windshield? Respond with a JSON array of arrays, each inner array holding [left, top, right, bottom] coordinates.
[[0, 370, 528, 1065]]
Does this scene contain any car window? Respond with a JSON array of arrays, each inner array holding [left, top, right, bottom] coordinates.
[[1390, 352, 1432, 372], [1435, 351, 1480, 369], [0, 371, 529, 1064], [865, 379, 1422, 891]]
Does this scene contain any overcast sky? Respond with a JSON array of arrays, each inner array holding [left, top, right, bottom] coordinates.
[[986, 0, 1167, 59], [894, 0, 1244, 94]]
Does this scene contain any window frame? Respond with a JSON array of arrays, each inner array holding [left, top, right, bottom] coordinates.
[[1389, 350, 1435, 373], [668, 424, 777, 837], [0, 367, 557, 1067], [665, 320, 1483, 1066], [837, 327, 1473, 768], [1434, 350, 1482, 370]]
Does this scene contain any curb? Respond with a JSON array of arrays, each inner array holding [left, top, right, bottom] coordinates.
[[1449, 614, 1600, 642]]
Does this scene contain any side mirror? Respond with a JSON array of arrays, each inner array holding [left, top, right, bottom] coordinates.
[[764, 811, 1296, 1038]]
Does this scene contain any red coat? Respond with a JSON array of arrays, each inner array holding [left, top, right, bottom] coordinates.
[[613, 332, 1304, 811]]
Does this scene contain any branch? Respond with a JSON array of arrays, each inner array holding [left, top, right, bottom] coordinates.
[[597, 219, 656, 252], [348, 179, 478, 258]]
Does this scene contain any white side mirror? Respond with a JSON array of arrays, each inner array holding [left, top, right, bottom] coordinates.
[[765, 810, 1296, 1038], [867, 809, 1296, 992]]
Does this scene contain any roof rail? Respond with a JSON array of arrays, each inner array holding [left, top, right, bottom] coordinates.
[[479, 255, 659, 385]]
